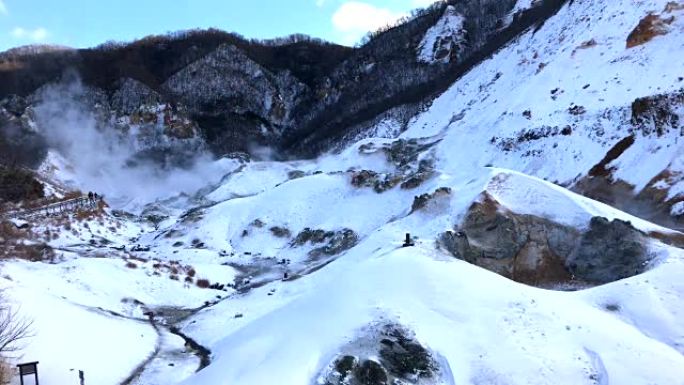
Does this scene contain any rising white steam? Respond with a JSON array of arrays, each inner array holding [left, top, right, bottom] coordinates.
[[32, 77, 232, 211]]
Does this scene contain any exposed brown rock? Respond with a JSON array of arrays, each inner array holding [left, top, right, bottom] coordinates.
[[411, 187, 452, 212], [440, 192, 652, 286], [648, 230, 684, 248], [626, 14, 675, 49], [573, 169, 684, 231], [587, 135, 635, 178], [636, 169, 684, 225], [163, 118, 197, 139], [438, 193, 577, 286]]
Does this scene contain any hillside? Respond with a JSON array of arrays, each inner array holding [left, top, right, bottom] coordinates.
[[0, 0, 567, 157]]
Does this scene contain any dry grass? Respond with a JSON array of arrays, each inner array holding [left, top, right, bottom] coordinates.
[[0, 359, 14, 384], [0, 221, 27, 241], [23, 190, 82, 209], [8, 244, 56, 262], [0, 221, 56, 262], [196, 279, 210, 289]]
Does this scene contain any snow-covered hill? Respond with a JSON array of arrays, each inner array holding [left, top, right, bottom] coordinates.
[[2, 0, 684, 385], [371, 0, 684, 226]]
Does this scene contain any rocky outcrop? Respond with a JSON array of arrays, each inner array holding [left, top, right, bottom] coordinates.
[[627, 13, 675, 48], [291, 227, 359, 258], [351, 138, 440, 193], [439, 193, 651, 286], [411, 187, 452, 212], [0, 106, 47, 168], [319, 324, 441, 385], [159, 41, 311, 153], [0, 166, 44, 203], [566, 217, 648, 283], [439, 193, 577, 285], [163, 43, 306, 138], [111, 78, 163, 115], [568, 89, 684, 227], [418, 5, 468, 64], [631, 89, 684, 136]]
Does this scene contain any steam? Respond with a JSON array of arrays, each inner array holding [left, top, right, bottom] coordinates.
[[247, 142, 279, 162], [32, 77, 227, 211]]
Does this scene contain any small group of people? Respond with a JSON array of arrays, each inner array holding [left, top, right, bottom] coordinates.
[[87, 191, 100, 202]]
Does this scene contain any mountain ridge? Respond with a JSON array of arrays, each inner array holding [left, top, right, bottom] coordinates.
[[0, 0, 566, 157]]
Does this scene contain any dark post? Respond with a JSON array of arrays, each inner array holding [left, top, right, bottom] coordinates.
[[403, 233, 415, 247], [17, 362, 39, 385], [79, 370, 85, 385]]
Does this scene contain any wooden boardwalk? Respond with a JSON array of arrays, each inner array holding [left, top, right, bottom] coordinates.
[[1, 196, 100, 220]]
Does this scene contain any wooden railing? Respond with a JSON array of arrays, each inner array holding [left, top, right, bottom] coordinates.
[[1, 196, 100, 220]]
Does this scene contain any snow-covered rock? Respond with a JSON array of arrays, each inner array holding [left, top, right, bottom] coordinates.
[[418, 5, 468, 63]]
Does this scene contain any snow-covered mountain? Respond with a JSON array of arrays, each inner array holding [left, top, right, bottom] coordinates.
[[2, 0, 684, 385]]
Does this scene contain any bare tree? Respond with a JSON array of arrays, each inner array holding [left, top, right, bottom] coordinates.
[[0, 296, 33, 356], [0, 294, 33, 384]]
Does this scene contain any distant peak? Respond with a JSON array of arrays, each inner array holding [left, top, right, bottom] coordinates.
[[0, 44, 74, 60]]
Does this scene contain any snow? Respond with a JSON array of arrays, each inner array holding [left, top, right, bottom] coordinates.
[[486, 169, 675, 233], [405, 0, 684, 191], [671, 201, 684, 216], [179, 241, 684, 385], [1, 277, 156, 385], [18, 139, 684, 384]]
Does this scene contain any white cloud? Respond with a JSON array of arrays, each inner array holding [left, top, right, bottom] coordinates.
[[332, 1, 407, 45], [0, 0, 7, 15], [11, 27, 49, 42]]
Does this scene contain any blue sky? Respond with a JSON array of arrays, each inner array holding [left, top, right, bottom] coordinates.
[[0, 0, 435, 51]]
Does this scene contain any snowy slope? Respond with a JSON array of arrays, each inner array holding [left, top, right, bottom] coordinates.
[[1, 277, 157, 385], [404, 0, 684, 193], [180, 244, 684, 385], [167, 163, 684, 385]]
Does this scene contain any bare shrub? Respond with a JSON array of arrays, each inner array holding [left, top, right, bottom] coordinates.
[[0, 292, 34, 381], [0, 302, 32, 353]]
